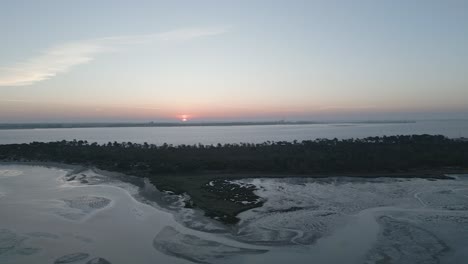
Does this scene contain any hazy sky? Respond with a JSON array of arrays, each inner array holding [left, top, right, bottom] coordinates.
[[1, 0, 468, 122]]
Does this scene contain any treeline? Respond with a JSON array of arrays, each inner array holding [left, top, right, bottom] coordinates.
[[0, 135, 467, 175]]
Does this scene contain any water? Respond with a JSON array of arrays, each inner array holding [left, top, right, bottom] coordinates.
[[1, 120, 468, 263], [0, 165, 266, 264], [1, 164, 468, 264], [0, 120, 467, 145], [231, 177, 468, 264]]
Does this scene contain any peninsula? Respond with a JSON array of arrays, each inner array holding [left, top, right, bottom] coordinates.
[[1, 134, 467, 223]]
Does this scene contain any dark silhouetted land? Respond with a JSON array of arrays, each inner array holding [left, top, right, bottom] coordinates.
[[0, 120, 415, 130]]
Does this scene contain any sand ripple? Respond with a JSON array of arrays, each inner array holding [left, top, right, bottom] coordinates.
[[54, 252, 90, 264], [0, 170, 23, 178], [153, 226, 267, 264]]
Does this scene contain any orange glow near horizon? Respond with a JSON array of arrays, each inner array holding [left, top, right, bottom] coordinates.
[[178, 114, 189, 122], [2, 99, 468, 122]]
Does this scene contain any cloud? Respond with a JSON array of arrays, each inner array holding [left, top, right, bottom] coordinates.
[[0, 27, 227, 87], [0, 43, 103, 86]]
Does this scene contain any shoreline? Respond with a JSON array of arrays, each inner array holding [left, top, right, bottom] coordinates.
[[0, 120, 417, 130], [147, 169, 467, 223], [0, 161, 86, 174], [3, 161, 466, 224], [190, 169, 467, 180], [1, 160, 465, 179]]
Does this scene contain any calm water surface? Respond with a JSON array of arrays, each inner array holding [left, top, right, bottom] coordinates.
[[0, 120, 467, 145]]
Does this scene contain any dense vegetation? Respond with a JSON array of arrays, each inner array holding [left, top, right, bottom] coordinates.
[[1, 135, 467, 175], [1, 134, 467, 223]]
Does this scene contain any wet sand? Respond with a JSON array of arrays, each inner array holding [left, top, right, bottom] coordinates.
[[1, 164, 468, 264]]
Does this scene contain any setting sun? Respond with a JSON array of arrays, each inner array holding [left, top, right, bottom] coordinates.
[[1, 2, 468, 263], [179, 114, 189, 122]]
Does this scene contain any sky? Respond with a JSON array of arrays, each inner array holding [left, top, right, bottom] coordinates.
[[1, 0, 468, 122]]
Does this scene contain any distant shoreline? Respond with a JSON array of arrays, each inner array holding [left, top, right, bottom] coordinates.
[[0, 120, 416, 130]]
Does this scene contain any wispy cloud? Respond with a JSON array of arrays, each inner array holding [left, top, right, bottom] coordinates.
[[0, 43, 103, 87], [0, 27, 228, 87]]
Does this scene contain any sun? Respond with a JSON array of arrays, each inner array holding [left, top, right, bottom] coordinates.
[[179, 114, 189, 122]]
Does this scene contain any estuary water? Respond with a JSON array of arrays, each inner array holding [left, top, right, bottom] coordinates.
[[1, 120, 468, 263], [0, 165, 267, 264], [0, 120, 468, 145], [1, 164, 468, 264]]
